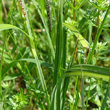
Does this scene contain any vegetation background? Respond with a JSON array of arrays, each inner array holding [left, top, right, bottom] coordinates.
[[0, 0, 110, 110]]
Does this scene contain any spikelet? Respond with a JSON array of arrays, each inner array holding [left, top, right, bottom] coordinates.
[[45, 0, 51, 32], [19, 0, 26, 20]]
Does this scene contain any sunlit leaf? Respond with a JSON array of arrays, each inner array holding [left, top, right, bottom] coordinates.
[[63, 22, 89, 48]]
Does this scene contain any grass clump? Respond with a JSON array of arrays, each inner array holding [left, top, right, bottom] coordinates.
[[0, 0, 110, 110]]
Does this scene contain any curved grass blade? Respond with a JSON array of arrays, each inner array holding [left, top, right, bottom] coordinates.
[[0, 22, 50, 109], [51, 64, 110, 110], [67, 65, 110, 81], [0, 24, 30, 39], [20, 58, 53, 68], [63, 22, 89, 48], [1, 58, 53, 80]]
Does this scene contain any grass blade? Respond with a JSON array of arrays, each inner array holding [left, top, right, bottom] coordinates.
[[63, 22, 89, 48], [32, 0, 55, 59], [0, 24, 30, 38], [0, 5, 50, 110], [87, 5, 110, 64], [81, 65, 85, 110], [51, 64, 110, 109], [3, 73, 21, 81], [101, 78, 110, 110], [67, 65, 110, 81], [53, 0, 63, 86], [21, 0, 50, 108]]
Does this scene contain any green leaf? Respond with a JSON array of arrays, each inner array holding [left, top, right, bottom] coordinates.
[[16, 47, 26, 60], [0, 24, 30, 38], [32, 0, 55, 59], [51, 64, 110, 110], [63, 22, 89, 48], [2, 61, 18, 80], [1, 59, 53, 81], [67, 65, 110, 81], [20, 58, 53, 68], [101, 79, 110, 110], [3, 73, 21, 81], [0, 102, 3, 110], [87, 5, 110, 63]]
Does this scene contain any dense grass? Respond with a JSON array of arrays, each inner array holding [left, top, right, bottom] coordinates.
[[0, 0, 110, 110]]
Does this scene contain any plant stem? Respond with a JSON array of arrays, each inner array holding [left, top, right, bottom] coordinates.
[[93, 10, 100, 41], [87, 5, 110, 64], [45, 0, 51, 33], [81, 65, 84, 110], [0, 1, 2, 100], [21, 0, 50, 109], [73, 0, 76, 21], [0, 34, 6, 100], [32, 0, 55, 59], [53, 0, 63, 87]]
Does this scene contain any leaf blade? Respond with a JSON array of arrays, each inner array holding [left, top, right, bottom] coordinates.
[[63, 22, 89, 48]]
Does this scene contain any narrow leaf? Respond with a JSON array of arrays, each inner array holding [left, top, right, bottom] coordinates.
[[63, 22, 89, 48]]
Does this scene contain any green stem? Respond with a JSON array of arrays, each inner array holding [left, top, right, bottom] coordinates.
[[85, 78, 91, 110], [32, 0, 55, 59], [87, 5, 110, 64], [21, 0, 50, 109], [73, 0, 76, 21], [101, 78, 110, 110], [53, 0, 63, 87], [0, 34, 6, 100], [0, 0, 2, 100], [81, 65, 84, 110]]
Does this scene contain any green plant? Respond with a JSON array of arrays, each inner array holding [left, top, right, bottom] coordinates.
[[9, 88, 28, 110], [0, 0, 110, 110]]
